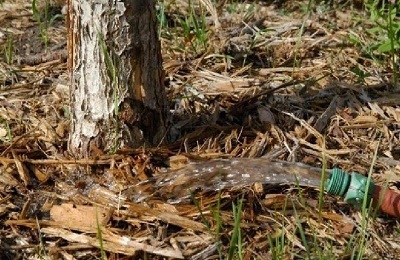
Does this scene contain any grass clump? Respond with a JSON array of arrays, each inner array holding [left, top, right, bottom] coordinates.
[[3, 33, 13, 65], [228, 196, 244, 260], [178, 2, 208, 54], [349, 0, 400, 87], [31, 0, 63, 49], [0, 117, 12, 142], [192, 190, 244, 259]]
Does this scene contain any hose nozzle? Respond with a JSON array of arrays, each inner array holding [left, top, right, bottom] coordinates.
[[325, 168, 400, 218], [326, 168, 374, 209]]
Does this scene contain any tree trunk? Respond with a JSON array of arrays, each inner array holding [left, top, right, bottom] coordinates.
[[67, 0, 167, 157]]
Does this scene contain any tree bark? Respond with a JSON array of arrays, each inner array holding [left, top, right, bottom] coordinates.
[[67, 0, 167, 157]]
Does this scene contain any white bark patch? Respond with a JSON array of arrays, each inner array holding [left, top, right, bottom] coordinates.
[[69, 0, 133, 154]]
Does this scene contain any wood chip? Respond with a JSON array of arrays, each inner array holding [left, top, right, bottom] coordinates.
[[11, 149, 30, 186], [50, 203, 113, 229]]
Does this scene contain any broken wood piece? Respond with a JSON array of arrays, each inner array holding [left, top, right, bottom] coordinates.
[[11, 149, 30, 186], [41, 227, 184, 258], [50, 203, 113, 229]]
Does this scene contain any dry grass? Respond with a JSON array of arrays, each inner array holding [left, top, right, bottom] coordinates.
[[1, 0, 400, 259]]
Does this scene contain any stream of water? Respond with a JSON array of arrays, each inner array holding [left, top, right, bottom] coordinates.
[[125, 158, 330, 203]]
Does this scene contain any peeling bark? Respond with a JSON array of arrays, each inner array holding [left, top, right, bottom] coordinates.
[[67, 0, 167, 157]]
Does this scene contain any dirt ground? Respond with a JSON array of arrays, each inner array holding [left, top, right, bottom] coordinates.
[[1, 0, 400, 259]]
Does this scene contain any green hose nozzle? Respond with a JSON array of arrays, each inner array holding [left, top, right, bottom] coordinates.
[[326, 168, 375, 209]]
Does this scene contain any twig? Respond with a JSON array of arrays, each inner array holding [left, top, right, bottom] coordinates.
[[15, 50, 67, 66], [0, 156, 124, 165]]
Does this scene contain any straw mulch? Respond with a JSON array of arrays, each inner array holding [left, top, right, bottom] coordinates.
[[1, 0, 400, 259]]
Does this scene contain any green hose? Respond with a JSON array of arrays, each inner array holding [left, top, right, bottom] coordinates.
[[326, 168, 375, 209]]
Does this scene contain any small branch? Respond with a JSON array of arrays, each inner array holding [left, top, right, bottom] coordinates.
[[14, 50, 68, 66], [0, 156, 124, 165]]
